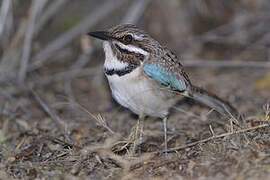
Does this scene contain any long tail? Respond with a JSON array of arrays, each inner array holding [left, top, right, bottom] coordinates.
[[185, 85, 242, 121]]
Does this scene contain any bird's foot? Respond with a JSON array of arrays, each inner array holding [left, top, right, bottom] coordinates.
[[111, 119, 143, 156], [126, 118, 144, 156], [129, 120, 141, 155]]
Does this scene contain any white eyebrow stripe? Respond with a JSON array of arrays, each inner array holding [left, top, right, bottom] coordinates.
[[114, 41, 148, 56], [133, 34, 144, 40]]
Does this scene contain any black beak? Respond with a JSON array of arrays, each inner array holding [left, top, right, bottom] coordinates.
[[87, 31, 112, 41]]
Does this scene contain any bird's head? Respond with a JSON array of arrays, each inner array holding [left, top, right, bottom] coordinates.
[[88, 24, 161, 66]]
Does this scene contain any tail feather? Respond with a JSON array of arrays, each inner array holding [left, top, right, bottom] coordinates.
[[186, 85, 242, 121]]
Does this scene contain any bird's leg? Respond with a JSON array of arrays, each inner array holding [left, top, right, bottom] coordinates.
[[129, 115, 145, 154], [163, 116, 168, 156], [139, 115, 145, 147], [134, 115, 145, 154]]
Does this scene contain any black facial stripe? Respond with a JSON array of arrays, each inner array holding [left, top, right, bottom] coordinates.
[[114, 43, 131, 54], [114, 43, 145, 62], [104, 64, 139, 77]]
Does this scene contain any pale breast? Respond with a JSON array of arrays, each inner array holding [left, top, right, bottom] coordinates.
[[106, 67, 178, 118], [102, 41, 179, 117]]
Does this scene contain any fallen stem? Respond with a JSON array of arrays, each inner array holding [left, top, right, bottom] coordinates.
[[165, 123, 270, 153], [183, 60, 270, 68]]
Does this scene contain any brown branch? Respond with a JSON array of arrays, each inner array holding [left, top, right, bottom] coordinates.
[[30, 89, 66, 131], [234, 32, 270, 60], [165, 123, 270, 153], [18, 0, 48, 84], [190, 12, 270, 44], [0, 0, 11, 37], [0, 20, 27, 84], [64, 36, 94, 106], [183, 60, 270, 68], [57, 102, 115, 134], [35, 0, 69, 35], [29, 0, 126, 72], [121, 0, 151, 24], [30, 66, 100, 87]]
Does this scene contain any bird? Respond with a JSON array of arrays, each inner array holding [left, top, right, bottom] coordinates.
[[88, 24, 241, 154]]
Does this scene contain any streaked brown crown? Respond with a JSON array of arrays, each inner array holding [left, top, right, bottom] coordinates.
[[113, 25, 163, 50]]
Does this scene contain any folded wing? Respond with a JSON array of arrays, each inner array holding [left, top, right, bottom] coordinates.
[[143, 63, 187, 92]]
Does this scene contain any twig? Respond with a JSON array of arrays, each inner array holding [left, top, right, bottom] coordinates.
[[35, 0, 69, 35], [0, 0, 11, 37], [30, 66, 100, 87], [64, 36, 93, 104], [190, 12, 270, 43], [209, 125, 215, 136], [55, 102, 115, 134], [18, 0, 48, 84], [30, 89, 66, 130], [234, 32, 270, 59], [165, 123, 270, 153], [73, 104, 115, 134], [0, 20, 27, 85], [66, 36, 93, 78], [121, 0, 151, 24], [29, 0, 126, 72], [183, 59, 270, 68]]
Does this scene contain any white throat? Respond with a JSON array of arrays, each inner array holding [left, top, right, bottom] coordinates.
[[103, 42, 128, 70]]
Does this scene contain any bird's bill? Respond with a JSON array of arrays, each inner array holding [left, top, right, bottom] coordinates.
[[87, 31, 112, 40]]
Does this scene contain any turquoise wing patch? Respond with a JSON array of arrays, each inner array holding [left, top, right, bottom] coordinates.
[[143, 64, 186, 92]]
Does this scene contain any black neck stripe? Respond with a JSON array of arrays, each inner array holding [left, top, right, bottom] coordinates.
[[104, 64, 138, 77]]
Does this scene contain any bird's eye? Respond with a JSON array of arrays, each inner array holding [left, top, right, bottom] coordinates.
[[123, 34, 133, 43]]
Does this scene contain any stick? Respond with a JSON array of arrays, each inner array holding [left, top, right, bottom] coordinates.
[[31, 66, 100, 87], [29, 0, 126, 72], [18, 0, 48, 84], [0, 0, 11, 37], [165, 123, 270, 153], [234, 32, 270, 59], [35, 0, 69, 35], [121, 0, 151, 24], [64, 36, 94, 104], [30, 89, 66, 130], [190, 12, 270, 43], [0, 19, 27, 84], [183, 60, 270, 68]]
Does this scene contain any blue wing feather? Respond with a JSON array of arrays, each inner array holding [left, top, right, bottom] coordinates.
[[143, 64, 186, 91]]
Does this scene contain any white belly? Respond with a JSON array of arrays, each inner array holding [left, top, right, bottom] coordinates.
[[106, 68, 177, 118]]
